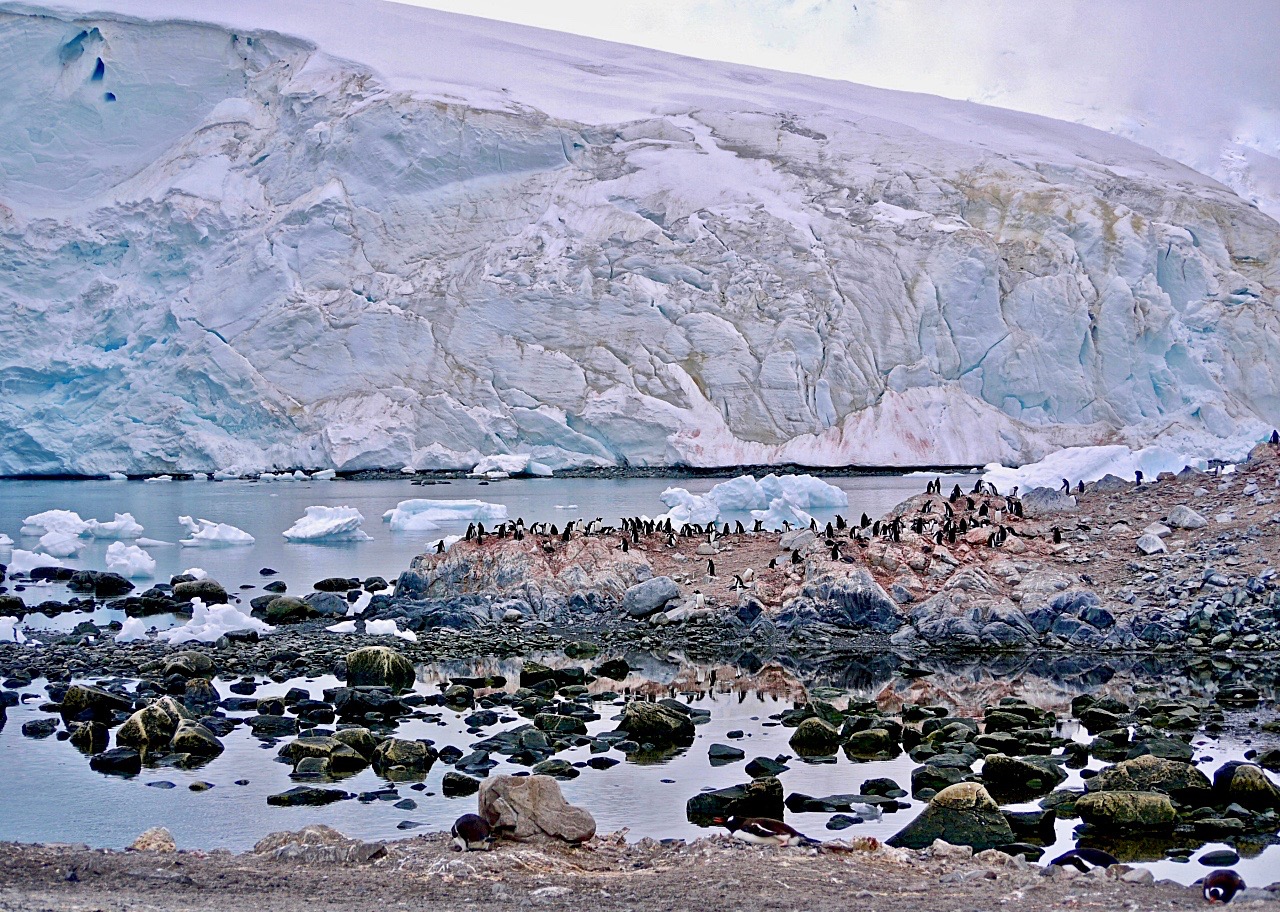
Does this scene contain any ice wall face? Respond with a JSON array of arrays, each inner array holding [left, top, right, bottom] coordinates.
[[1, 5, 1278, 475]]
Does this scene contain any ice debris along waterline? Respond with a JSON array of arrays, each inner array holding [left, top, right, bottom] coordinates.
[[364, 618, 417, 642], [104, 542, 156, 578], [114, 617, 148, 643], [382, 499, 509, 532], [178, 516, 256, 547], [282, 506, 372, 542], [470, 454, 553, 478], [657, 473, 848, 529], [157, 598, 274, 645], [981, 445, 1210, 492]]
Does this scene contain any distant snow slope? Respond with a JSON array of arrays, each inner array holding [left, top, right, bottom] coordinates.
[[0, 0, 1277, 474]]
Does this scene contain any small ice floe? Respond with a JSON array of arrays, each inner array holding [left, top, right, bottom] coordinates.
[[144, 475, 173, 483], [183, 567, 209, 580], [22, 509, 90, 537], [0, 532, 12, 547], [212, 470, 240, 481], [106, 472, 128, 481], [136, 538, 172, 547], [39, 530, 83, 558], [283, 506, 372, 542], [114, 617, 149, 643], [382, 499, 508, 532], [311, 469, 337, 481], [365, 618, 417, 642], [325, 620, 358, 634], [105, 542, 156, 578], [178, 516, 255, 547], [7, 549, 64, 574], [159, 597, 274, 644], [470, 454, 553, 477], [85, 512, 144, 540], [0, 618, 27, 644], [555, 504, 579, 510]]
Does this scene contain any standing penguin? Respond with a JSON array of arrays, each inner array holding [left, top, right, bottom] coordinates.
[[707, 559, 717, 578]]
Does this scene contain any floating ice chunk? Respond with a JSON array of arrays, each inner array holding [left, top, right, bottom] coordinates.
[[471, 454, 553, 477], [191, 473, 209, 481], [0, 618, 26, 644], [703, 475, 766, 512], [107, 472, 127, 481], [159, 597, 273, 644], [657, 474, 846, 528], [212, 470, 241, 481], [750, 497, 815, 531], [325, 620, 358, 634], [365, 618, 417, 642], [178, 516, 255, 547], [136, 537, 172, 547], [382, 499, 509, 532], [657, 487, 720, 528], [144, 475, 173, 483], [555, 504, 579, 510], [183, 567, 209, 580], [105, 542, 156, 578], [85, 512, 144, 540], [283, 506, 372, 542], [757, 474, 848, 509], [982, 445, 1208, 492], [311, 469, 337, 480], [115, 617, 149, 642], [8, 549, 64, 574], [39, 530, 83, 558], [0, 533, 12, 547], [400, 466, 417, 474], [22, 509, 90, 537]]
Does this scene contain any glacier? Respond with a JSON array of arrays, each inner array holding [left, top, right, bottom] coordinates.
[[0, 0, 1277, 475]]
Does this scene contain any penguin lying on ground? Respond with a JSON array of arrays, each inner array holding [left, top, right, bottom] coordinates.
[[711, 815, 818, 847]]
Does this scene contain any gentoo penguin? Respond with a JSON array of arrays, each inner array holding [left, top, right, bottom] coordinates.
[[712, 816, 817, 847], [707, 559, 716, 578], [1203, 870, 1246, 904], [1272, 429, 1280, 445], [451, 814, 494, 851], [435, 539, 445, 554], [620, 537, 629, 553], [1060, 478, 1070, 493], [1047, 847, 1118, 872], [1135, 470, 1143, 485], [694, 589, 705, 609]]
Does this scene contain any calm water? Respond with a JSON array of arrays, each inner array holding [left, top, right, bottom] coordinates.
[[0, 655, 1277, 886], [0, 473, 964, 601]]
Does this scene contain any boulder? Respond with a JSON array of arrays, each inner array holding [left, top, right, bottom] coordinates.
[[686, 776, 785, 822], [615, 700, 694, 747], [887, 783, 1014, 850], [162, 651, 216, 678], [116, 697, 191, 751], [478, 774, 596, 842], [1166, 505, 1208, 530], [253, 825, 386, 863], [345, 646, 415, 692], [130, 827, 176, 852], [1087, 755, 1211, 805], [789, 716, 842, 756], [58, 684, 132, 722], [843, 728, 899, 759], [90, 747, 142, 775], [68, 720, 109, 753], [1212, 762, 1280, 811], [169, 721, 225, 758], [980, 754, 1067, 800], [622, 577, 679, 618], [172, 579, 228, 604], [1135, 534, 1167, 555], [332, 727, 378, 759], [267, 786, 352, 807], [371, 738, 438, 775], [1075, 790, 1176, 829], [264, 596, 312, 623], [441, 771, 481, 797], [1020, 488, 1077, 516]]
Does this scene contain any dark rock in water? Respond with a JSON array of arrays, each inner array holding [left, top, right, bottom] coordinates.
[[363, 577, 389, 593], [303, 592, 348, 618], [746, 756, 790, 778], [22, 718, 58, 738], [1212, 761, 1280, 810], [30, 567, 75, 582], [463, 709, 498, 728], [622, 577, 679, 618], [333, 727, 379, 760], [443, 684, 475, 707], [591, 658, 630, 680], [535, 713, 586, 735], [67, 570, 135, 598], [788, 717, 841, 756], [981, 754, 1067, 801], [68, 721, 109, 753], [442, 771, 481, 797], [263, 580, 288, 594], [1075, 790, 1176, 829], [117, 697, 192, 750], [267, 786, 352, 807], [170, 721, 224, 758], [259, 568, 278, 576], [615, 701, 694, 748], [532, 758, 579, 779], [172, 579, 227, 604], [1088, 755, 1211, 806], [90, 747, 142, 776], [333, 687, 408, 719], [1003, 808, 1056, 842], [826, 814, 860, 830], [314, 577, 358, 593], [258, 698, 286, 716], [1199, 849, 1240, 867], [248, 714, 299, 738], [887, 783, 1014, 850], [587, 756, 619, 770], [686, 776, 784, 823], [58, 684, 132, 722], [183, 678, 220, 711], [708, 743, 746, 764], [346, 646, 415, 692], [843, 728, 899, 759], [0, 594, 24, 617], [861, 777, 906, 798], [264, 597, 312, 624], [372, 738, 438, 775], [1216, 686, 1260, 708]]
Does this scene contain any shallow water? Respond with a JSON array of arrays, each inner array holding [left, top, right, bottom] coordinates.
[[0, 474, 965, 604], [1, 654, 1277, 886]]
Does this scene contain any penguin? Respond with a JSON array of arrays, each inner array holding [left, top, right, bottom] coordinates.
[[860, 512, 872, 528], [435, 539, 445, 554], [1135, 470, 1143, 486], [742, 567, 754, 583], [451, 813, 494, 851], [1047, 847, 1118, 872], [949, 485, 962, 503], [753, 519, 764, 533], [1052, 527, 1062, 544], [790, 550, 802, 565], [620, 537, 629, 553], [694, 589, 705, 610], [1272, 429, 1280, 445], [830, 544, 840, 561], [711, 815, 818, 847], [1076, 480, 1085, 494], [835, 514, 847, 530], [731, 574, 745, 590], [768, 557, 778, 570], [707, 559, 716, 578], [1203, 870, 1246, 904], [736, 521, 746, 535], [465, 523, 475, 541], [1060, 478, 1070, 493]]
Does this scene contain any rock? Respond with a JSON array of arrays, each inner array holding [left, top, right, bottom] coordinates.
[[1087, 755, 1212, 805], [333, 727, 379, 759], [169, 721, 225, 758], [686, 776, 784, 822], [371, 738, 438, 775], [788, 716, 842, 756], [264, 596, 312, 623], [615, 700, 694, 747], [253, 825, 386, 863], [267, 786, 352, 807], [708, 743, 746, 764], [442, 771, 481, 797], [591, 658, 630, 680], [1212, 762, 1280, 811], [1166, 505, 1208, 530], [532, 758, 579, 779], [745, 756, 789, 778], [163, 651, 216, 678], [887, 783, 1015, 850], [478, 774, 596, 843], [172, 579, 228, 604], [90, 747, 142, 775], [1074, 790, 1176, 829], [534, 713, 587, 735], [345, 646, 415, 692], [183, 678, 220, 711], [622, 577, 679, 618], [68, 720, 109, 753], [129, 827, 176, 852], [58, 684, 132, 722], [116, 697, 192, 751], [1020, 488, 1077, 516], [1199, 849, 1240, 867], [843, 728, 899, 759], [981, 754, 1066, 800], [1136, 534, 1167, 555]]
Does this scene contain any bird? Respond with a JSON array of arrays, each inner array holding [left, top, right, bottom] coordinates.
[[1203, 870, 1246, 904], [451, 814, 494, 851], [1047, 847, 1118, 872], [707, 559, 716, 578], [712, 815, 817, 847]]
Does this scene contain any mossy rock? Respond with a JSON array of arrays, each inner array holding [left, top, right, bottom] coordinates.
[[1087, 754, 1211, 806], [789, 717, 842, 756], [346, 646, 415, 692], [1212, 762, 1280, 811], [1075, 790, 1176, 829], [371, 738, 438, 774], [615, 701, 694, 747], [887, 782, 1015, 850], [116, 697, 192, 751], [169, 721, 224, 758]]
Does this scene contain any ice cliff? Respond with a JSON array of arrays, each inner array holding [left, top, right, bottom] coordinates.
[[1, 0, 1278, 475]]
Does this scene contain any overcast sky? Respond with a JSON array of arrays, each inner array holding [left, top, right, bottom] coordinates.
[[400, 0, 1280, 216]]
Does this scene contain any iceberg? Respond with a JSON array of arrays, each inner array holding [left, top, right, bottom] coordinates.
[[751, 498, 816, 532], [183, 567, 209, 580], [115, 617, 149, 642], [38, 530, 83, 558], [657, 473, 846, 527], [382, 499, 509, 532], [178, 516, 255, 547], [365, 618, 417, 642], [106, 472, 127, 481], [144, 475, 173, 483], [283, 506, 373, 542], [982, 445, 1209, 493], [159, 597, 274, 644], [0, 533, 12, 547], [85, 512, 144, 540], [471, 455, 553, 477], [7, 549, 64, 575], [657, 488, 720, 528], [22, 510, 90, 537], [105, 542, 156, 578]]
